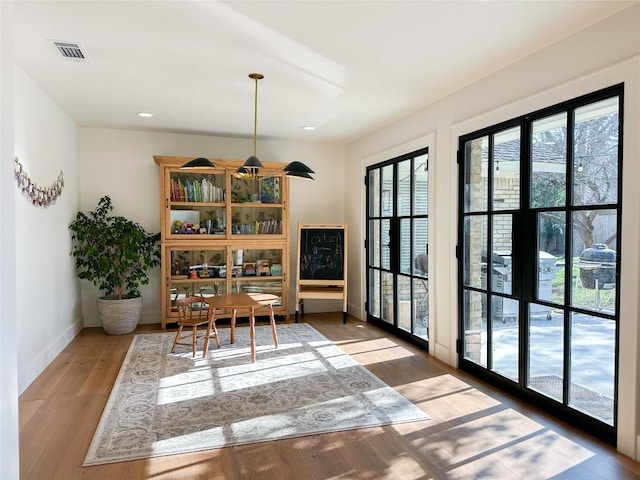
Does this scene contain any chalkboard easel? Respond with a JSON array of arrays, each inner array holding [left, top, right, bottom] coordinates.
[[295, 223, 348, 324]]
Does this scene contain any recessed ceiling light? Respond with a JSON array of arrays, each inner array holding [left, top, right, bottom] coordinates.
[[303, 126, 316, 131], [137, 112, 153, 118]]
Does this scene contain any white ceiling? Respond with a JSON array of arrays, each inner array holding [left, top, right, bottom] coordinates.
[[10, 1, 636, 144]]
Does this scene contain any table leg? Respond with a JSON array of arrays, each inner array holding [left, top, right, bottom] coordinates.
[[230, 309, 236, 344], [269, 304, 278, 348], [250, 306, 256, 363]]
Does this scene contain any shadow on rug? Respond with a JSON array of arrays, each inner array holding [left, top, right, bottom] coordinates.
[[84, 323, 430, 465]]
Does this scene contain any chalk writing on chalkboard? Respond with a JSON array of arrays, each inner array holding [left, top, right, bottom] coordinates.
[[299, 228, 344, 280]]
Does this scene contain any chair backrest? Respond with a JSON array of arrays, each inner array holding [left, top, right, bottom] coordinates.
[[175, 296, 207, 323]]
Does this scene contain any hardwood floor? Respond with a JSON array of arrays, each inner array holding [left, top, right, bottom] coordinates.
[[19, 313, 640, 479]]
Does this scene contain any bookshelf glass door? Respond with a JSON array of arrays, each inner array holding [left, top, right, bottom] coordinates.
[[167, 169, 226, 238], [230, 246, 285, 303], [166, 247, 227, 321], [230, 175, 284, 237]]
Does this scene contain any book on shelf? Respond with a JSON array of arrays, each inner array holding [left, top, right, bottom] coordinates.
[[185, 179, 195, 202], [233, 219, 282, 235], [171, 178, 188, 202], [171, 176, 225, 203]]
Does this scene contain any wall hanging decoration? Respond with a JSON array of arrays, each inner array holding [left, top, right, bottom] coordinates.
[[14, 156, 64, 207]]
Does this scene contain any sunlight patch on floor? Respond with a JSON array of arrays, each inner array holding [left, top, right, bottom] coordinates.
[[403, 400, 596, 479]]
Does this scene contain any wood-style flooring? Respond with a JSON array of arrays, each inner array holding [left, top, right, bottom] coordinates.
[[19, 313, 640, 479]]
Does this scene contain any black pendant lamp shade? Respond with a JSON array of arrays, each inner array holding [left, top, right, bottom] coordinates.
[[285, 170, 314, 180], [243, 155, 264, 169], [181, 157, 215, 169], [285, 161, 315, 175]]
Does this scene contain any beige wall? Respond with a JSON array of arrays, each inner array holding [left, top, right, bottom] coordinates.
[[345, 5, 640, 458], [14, 66, 81, 393], [77, 128, 346, 327], [0, 3, 19, 478]]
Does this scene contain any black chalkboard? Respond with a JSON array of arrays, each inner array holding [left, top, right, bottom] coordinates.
[[299, 227, 345, 280]]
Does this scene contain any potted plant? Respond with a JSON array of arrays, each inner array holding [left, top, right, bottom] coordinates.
[[69, 195, 161, 334]]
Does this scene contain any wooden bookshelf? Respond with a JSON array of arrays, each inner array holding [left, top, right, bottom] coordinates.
[[154, 156, 290, 329]]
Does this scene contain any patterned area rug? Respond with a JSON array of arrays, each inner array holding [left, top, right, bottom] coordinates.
[[84, 323, 430, 466]]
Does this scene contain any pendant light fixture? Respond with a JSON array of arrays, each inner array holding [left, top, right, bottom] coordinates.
[[239, 72, 265, 177], [239, 72, 315, 180], [184, 72, 315, 180]]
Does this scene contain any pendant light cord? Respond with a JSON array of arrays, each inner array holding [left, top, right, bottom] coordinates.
[[249, 73, 263, 158], [253, 76, 258, 157]]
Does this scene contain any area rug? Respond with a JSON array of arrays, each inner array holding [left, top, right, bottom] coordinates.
[[84, 323, 430, 466]]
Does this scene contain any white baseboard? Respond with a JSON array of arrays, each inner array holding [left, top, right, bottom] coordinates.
[[18, 316, 83, 395]]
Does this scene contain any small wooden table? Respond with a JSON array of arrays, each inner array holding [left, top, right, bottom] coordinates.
[[205, 292, 279, 362]]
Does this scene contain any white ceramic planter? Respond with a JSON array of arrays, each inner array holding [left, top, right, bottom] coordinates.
[[97, 295, 143, 335]]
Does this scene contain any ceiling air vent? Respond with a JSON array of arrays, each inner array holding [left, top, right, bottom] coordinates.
[[51, 41, 88, 61]]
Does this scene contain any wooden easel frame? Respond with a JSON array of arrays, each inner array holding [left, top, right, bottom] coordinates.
[[295, 223, 348, 324]]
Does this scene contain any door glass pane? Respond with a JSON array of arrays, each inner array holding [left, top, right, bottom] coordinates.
[[413, 218, 428, 274], [527, 304, 564, 402], [573, 97, 619, 206], [369, 219, 380, 268], [464, 215, 487, 289], [400, 219, 411, 274], [382, 165, 394, 216], [463, 289, 487, 367], [531, 113, 567, 208], [570, 312, 615, 425], [464, 136, 488, 212], [397, 275, 411, 332], [538, 211, 565, 305], [369, 269, 380, 318], [381, 219, 391, 270], [414, 153, 428, 215], [398, 160, 411, 217], [369, 169, 380, 216], [381, 271, 394, 324], [491, 296, 519, 382], [537, 250, 558, 309], [413, 277, 428, 340], [492, 214, 512, 295], [572, 210, 617, 313], [493, 126, 520, 211]]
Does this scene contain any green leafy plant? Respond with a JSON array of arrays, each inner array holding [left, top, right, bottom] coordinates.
[[69, 196, 161, 299]]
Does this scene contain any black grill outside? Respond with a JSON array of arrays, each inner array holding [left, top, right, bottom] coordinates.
[[578, 244, 616, 289]]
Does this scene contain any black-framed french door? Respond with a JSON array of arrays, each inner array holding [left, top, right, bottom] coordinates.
[[366, 148, 429, 347], [458, 84, 623, 444]]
